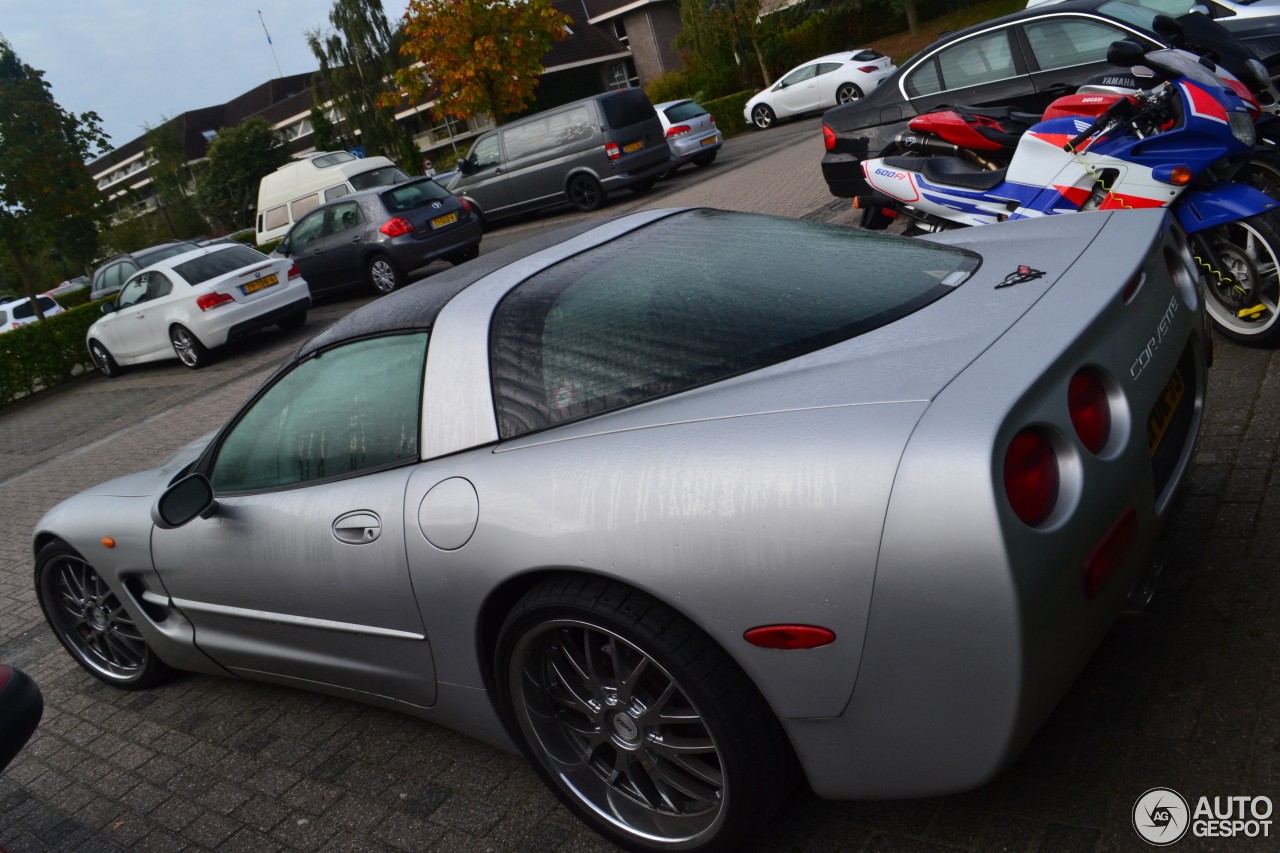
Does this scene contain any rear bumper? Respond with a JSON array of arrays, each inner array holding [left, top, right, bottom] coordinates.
[[226, 296, 312, 342], [600, 154, 676, 191], [390, 218, 483, 274], [671, 131, 722, 163]]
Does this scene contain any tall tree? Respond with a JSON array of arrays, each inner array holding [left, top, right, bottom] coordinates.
[[196, 118, 290, 231], [141, 116, 206, 239], [394, 0, 572, 127], [0, 38, 107, 319], [309, 103, 342, 151], [306, 0, 419, 169]]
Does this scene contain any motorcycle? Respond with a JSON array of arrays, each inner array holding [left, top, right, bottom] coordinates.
[[857, 44, 1280, 347]]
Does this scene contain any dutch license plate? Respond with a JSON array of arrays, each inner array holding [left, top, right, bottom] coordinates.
[[1147, 367, 1187, 457], [431, 212, 458, 229], [623, 140, 644, 154], [240, 273, 278, 296], [701, 136, 715, 147]]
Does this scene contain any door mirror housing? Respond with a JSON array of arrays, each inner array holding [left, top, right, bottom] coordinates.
[[100, 302, 116, 315], [1107, 39, 1148, 69], [152, 473, 218, 529], [277, 240, 290, 257], [457, 157, 473, 176], [1152, 14, 1184, 42]]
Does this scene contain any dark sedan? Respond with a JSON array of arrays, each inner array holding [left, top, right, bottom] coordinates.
[[820, 0, 1268, 197], [277, 177, 482, 295]]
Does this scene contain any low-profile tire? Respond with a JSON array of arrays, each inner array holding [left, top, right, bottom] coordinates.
[[88, 339, 123, 378], [35, 540, 170, 690], [692, 151, 717, 168], [1201, 213, 1280, 347], [277, 311, 307, 331], [751, 104, 775, 130], [835, 83, 864, 105], [366, 253, 406, 295], [496, 576, 797, 853], [629, 177, 657, 194], [447, 243, 481, 266], [170, 325, 213, 369], [567, 174, 605, 211]]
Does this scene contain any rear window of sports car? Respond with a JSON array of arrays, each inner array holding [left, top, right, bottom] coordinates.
[[490, 209, 978, 438]]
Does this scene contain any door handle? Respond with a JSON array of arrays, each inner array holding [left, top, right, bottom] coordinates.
[[1043, 83, 1072, 94], [333, 511, 381, 544], [135, 312, 145, 318], [495, 167, 504, 174], [351, 235, 361, 243]]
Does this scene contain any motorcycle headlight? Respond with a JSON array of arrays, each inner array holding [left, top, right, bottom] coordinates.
[[1230, 111, 1257, 146]]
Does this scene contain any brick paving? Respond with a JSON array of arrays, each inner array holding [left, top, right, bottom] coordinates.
[[3, 120, 1280, 851]]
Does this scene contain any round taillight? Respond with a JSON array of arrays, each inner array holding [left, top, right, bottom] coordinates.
[[823, 124, 836, 150], [1004, 430, 1059, 526], [744, 625, 836, 649], [1068, 370, 1111, 454]]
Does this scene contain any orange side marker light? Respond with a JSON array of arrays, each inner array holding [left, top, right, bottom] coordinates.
[[102, 537, 115, 549]]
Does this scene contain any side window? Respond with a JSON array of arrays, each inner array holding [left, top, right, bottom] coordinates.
[[106, 263, 127, 290], [1024, 19, 1126, 71], [324, 184, 351, 202], [470, 135, 502, 171], [906, 58, 943, 96], [291, 193, 321, 220], [210, 334, 429, 492], [327, 201, 365, 235], [936, 30, 1017, 91], [264, 205, 290, 230], [147, 272, 174, 301], [0, 309, 7, 324], [780, 65, 818, 87], [116, 273, 150, 309], [816, 62, 843, 76], [291, 210, 327, 250], [503, 116, 554, 162]]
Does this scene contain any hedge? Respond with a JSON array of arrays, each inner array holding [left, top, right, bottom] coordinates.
[[0, 297, 112, 407], [700, 91, 755, 138]]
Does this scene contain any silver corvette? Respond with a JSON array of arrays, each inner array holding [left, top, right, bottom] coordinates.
[[33, 207, 1206, 852]]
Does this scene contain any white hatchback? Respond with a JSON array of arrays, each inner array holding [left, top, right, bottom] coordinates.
[[743, 49, 897, 129], [0, 295, 64, 333], [86, 243, 311, 375]]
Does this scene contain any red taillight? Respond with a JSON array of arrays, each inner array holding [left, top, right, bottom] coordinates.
[[1068, 370, 1111, 454], [823, 124, 836, 150], [858, 66, 878, 73], [1004, 430, 1059, 526], [287, 263, 300, 280], [459, 196, 472, 212], [709, 114, 716, 123], [744, 625, 836, 649], [1122, 271, 1144, 302], [666, 124, 691, 137], [605, 142, 621, 159], [1084, 507, 1138, 598], [380, 217, 415, 237], [196, 292, 234, 312]]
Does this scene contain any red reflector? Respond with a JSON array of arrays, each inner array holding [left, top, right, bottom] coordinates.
[[1122, 272, 1143, 303], [858, 66, 878, 73], [823, 123, 836, 150], [1004, 430, 1059, 525], [287, 263, 300, 280], [1068, 371, 1111, 454], [1084, 507, 1138, 598], [709, 114, 716, 123], [380, 217, 415, 237], [744, 625, 836, 649], [196, 292, 233, 312], [666, 124, 691, 137], [605, 142, 621, 160], [459, 196, 472, 212]]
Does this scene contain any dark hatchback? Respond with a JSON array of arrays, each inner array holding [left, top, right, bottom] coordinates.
[[820, 0, 1272, 198], [90, 241, 201, 302], [277, 178, 482, 296]]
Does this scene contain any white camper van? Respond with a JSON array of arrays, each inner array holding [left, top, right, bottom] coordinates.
[[255, 152, 409, 245]]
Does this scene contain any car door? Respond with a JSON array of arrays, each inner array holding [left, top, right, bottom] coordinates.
[[459, 134, 514, 215], [102, 272, 160, 358], [139, 270, 178, 353], [904, 27, 1040, 116], [773, 64, 822, 116], [315, 200, 368, 287], [284, 208, 333, 291], [815, 61, 846, 105], [1019, 16, 1144, 104], [150, 333, 436, 706]]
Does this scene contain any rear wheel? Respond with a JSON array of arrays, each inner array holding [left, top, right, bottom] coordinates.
[[568, 174, 605, 211], [88, 339, 123, 378], [35, 540, 170, 690], [751, 104, 775, 130], [170, 325, 212, 369], [835, 83, 864, 105], [496, 576, 796, 853], [1201, 214, 1280, 347], [366, 254, 405, 295]]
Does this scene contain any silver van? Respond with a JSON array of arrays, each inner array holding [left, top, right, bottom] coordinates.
[[449, 89, 674, 221]]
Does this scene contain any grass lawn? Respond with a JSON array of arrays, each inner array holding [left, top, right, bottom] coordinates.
[[867, 0, 1029, 64]]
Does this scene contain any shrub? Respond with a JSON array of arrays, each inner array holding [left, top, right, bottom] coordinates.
[[700, 90, 755, 137], [644, 70, 691, 106], [53, 288, 93, 310], [0, 297, 113, 407], [256, 238, 283, 255]]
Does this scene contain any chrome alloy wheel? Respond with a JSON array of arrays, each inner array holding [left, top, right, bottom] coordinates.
[[171, 327, 200, 367], [1209, 221, 1280, 338], [510, 620, 727, 848], [370, 258, 398, 294], [751, 105, 774, 129], [43, 555, 148, 681]]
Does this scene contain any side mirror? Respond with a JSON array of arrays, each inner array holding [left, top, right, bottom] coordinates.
[[152, 473, 217, 529], [457, 158, 473, 176], [100, 302, 116, 315], [1152, 14, 1184, 42], [1107, 39, 1148, 69], [277, 240, 290, 257]]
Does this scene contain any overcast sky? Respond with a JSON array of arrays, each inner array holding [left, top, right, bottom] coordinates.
[[0, 0, 411, 153]]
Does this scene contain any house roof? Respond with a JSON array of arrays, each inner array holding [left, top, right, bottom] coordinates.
[[582, 0, 671, 24]]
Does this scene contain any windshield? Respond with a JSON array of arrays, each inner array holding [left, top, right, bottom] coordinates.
[[1142, 47, 1233, 89], [349, 166, 411, 191]]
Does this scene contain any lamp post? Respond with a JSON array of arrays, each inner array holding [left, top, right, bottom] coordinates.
[[710, 0, 757, 90]]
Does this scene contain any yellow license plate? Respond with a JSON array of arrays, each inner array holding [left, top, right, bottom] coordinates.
[[1147, 367, 1187, 457], [240, 273, 278, 295], [430, 212, 458, 229], [701, 137, 715, 146], [623, 140, 644, 153]]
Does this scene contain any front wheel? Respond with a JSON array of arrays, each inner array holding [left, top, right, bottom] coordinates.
[[1201, 215, 1280, 347], [170, 325, 212, 369], [35, 540, 170, 690], [751, 104, 775, 130], [88, 339, 123, 378], [496, 577, 796, 853]]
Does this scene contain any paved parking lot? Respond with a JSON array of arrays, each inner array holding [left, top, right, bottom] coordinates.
[[3, 117, 1279, 853]]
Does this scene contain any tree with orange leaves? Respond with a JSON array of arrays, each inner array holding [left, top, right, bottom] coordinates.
[[393, 0, 572, 127]]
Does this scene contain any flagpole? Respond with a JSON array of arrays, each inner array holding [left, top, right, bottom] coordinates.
[[258, 10, 285, 78]]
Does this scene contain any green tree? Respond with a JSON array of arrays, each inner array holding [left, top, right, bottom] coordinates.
[[0, 38, 108, 320], [309, 103, 342, 151], [306, 0, 419, 171], [195, 118, 290, 231], [142, 117, 207, 239]]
